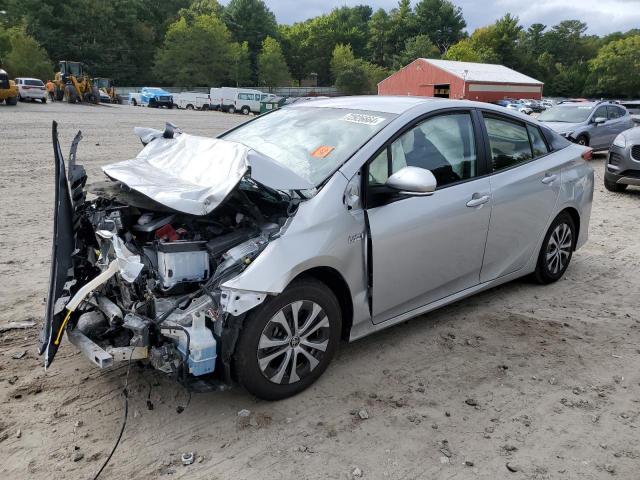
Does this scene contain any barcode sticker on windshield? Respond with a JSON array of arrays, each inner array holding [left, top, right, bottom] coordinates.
[[341, 113, 386, 125]]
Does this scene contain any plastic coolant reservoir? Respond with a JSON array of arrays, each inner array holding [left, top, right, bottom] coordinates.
[[176, 313, 216, 376]]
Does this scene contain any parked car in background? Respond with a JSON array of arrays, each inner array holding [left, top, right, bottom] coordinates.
[[219, 87, 265, 114], [506, 102, 532, 115], [175, 91, 212, 110], [15, 77, 47, 103], [129, 87, 174, 108], [618, 100, 640, 125], [538, 101, 635, 148], [605, 126, 640, 192], [521, 99, 545, 113], [43, 96, 593, 400]]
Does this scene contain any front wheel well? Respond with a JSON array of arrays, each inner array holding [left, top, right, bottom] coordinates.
[[292, 267, 353, 340], [559, 207, 580, 249]]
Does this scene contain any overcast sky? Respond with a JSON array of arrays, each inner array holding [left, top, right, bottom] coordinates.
[[220, 0, 640, 36]]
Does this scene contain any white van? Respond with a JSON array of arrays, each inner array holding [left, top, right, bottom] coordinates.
[[218, 87, 266, 114], [174, 92, 211, 110]]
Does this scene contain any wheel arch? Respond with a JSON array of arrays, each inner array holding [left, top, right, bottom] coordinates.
[[291, 266, 353, 341], [559, 206, 580, 250]]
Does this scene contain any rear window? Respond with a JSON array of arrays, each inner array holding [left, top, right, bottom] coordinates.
[[25, 79, 44, 86]]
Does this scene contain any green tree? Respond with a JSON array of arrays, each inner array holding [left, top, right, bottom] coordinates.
[[587, 35, 640, 98], [336, 62, 369, 95], [154, 14, 233, 86], [387, 0, 417, 60], [395, 34, 440, 68], [414, 0, 466, 53], [368, 8, 391, 66], [224, 0, 277, 78], [444, 28, 499, 63], [330, 43, 356, 80], [2, 26, 52, 79], [257, 36, 290, 88], [228, 40, 251, 86]]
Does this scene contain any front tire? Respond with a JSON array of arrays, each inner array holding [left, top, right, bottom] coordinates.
[[241, 105, 250, 115], [575, 134, 588, 146], [604, 177, 627, 192], [234, 278, 342, 400], [6, 96, 17, 105], [533, 212, 576, 284]]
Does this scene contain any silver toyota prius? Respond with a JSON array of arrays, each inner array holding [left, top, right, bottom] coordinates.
[[41, 97, 594, 400]]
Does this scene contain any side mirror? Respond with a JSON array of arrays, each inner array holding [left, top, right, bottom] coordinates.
[[385, 166, 437, 196], [593, 116, 606, 124]]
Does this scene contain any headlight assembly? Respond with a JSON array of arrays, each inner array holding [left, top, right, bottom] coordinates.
[[612, 134, 626, 148]]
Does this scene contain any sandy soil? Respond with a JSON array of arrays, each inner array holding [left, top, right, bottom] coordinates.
[[1, 101, 639, 480]]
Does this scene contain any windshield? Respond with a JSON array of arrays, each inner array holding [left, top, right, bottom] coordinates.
[[25, 79, 44, 86], [538, 105, 593, 123], [222, 107, 396, 186]]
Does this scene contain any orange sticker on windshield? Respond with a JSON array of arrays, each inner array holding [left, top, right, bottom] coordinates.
[[311, 145, 335, 158]]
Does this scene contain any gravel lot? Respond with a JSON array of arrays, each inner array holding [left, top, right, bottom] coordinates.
[[1, 101, 639, 480]]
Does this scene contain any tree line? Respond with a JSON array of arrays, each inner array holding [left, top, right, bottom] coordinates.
[[0, 0, 638, 98]]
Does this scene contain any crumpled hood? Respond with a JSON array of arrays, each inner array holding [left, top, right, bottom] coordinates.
[[539, 121, 581, 135], [102, 132, 313, 215]]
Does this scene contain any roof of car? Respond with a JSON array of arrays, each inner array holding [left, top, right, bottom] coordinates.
[[288, 95, 446, 114], [288, 95, 540, 118]]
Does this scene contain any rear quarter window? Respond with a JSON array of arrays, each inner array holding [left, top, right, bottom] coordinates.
[[540, 125, 571, 151]]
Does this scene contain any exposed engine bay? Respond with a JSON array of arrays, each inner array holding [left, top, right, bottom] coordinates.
[[40, 122, 306, 387]]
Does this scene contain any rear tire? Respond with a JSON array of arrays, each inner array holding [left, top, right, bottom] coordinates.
[[186, 104, 194, 110], [41, 97, 47, 103], [131, 99, 137, 106], [234, 278, 342, 400], [604, 177, 627, 192], [533, 212, 576, 285], [6, 96, 17, 105], [227, 105, 236, 114]]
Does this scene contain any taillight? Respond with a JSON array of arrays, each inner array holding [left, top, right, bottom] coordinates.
[[581, 148, 593, 161]]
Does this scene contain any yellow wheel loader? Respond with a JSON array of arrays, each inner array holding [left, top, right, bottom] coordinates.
[[54, 61, 99, 104], [93, 77, 123, 104], [0, 69, 18, 105]]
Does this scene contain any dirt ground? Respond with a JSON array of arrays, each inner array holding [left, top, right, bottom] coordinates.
[[1, 101, 639, 480]]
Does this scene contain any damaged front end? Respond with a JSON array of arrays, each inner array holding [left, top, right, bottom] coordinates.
[[40, 122, 308, 386]]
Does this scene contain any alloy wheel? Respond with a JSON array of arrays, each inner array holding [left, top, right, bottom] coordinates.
[[546, 222, 572, 274], [257, 300, 330, 385]]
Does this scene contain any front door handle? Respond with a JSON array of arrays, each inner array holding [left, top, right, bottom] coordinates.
[[466, 194, 490, 207], [541, 173, 557, 184]]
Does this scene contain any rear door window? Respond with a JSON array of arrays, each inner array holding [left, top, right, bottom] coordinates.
[[483, 115, 532, 171], [607, 106, 624, 119]]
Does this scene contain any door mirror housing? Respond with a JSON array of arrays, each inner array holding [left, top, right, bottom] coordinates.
[[385, 166, 437, 196], [593, 116, 606, 124]]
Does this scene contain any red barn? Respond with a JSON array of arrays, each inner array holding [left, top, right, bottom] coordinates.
[[378, 58, 543, 103]]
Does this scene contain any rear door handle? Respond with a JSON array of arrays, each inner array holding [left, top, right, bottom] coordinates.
[[541, 173, 557, 184], [466, 194, 490, 207]]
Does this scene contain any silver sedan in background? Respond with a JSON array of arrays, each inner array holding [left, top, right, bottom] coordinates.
[[43, 97, 594, 400]]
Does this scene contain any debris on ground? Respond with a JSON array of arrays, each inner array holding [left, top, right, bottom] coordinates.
[[465, 398, 479, 407], [0, 321, 36, 333], [10, 350, 26, 359], [351, 466, 363, 477], [358, 409, 369, 420], [506, 462, 520, 472], [181, 452, 195, 466]]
